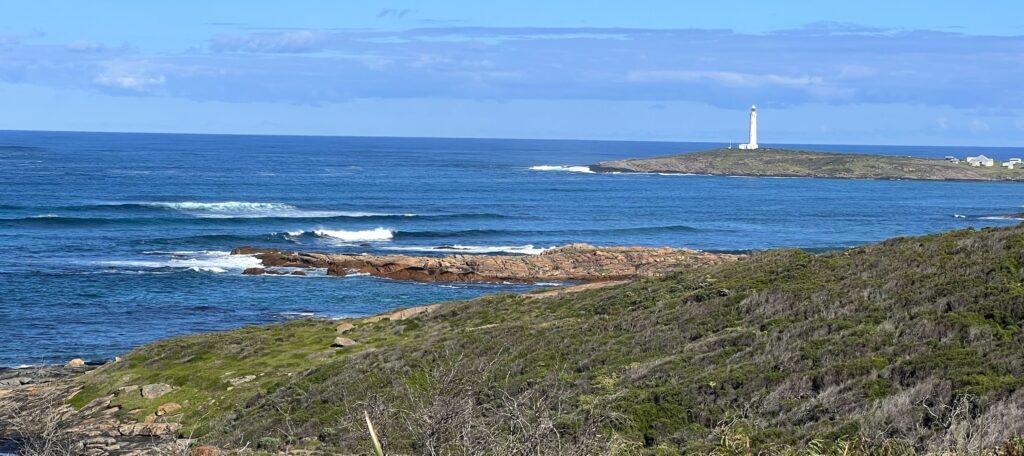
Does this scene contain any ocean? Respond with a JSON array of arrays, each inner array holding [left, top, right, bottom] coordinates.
[[2, 130, 1022, 367]]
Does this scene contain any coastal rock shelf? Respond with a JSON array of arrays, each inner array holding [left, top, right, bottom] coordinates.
[[591, 148, 1024, 181], [231, 243, 739, 283]]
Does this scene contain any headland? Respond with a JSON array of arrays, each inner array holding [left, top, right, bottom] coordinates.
[[591, 147, 1024, 181]]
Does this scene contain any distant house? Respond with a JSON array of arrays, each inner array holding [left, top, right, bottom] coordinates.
[[1003, 162, 1016, 169], [944, 156, 961, 164], [1009, 158, 1023, 164], [966, 155, 995, 167]]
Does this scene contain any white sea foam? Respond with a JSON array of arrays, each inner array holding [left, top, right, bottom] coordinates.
[[979, 216, 1024, 221], [382, 244, 550, 255], [953, 214, 967, 218], [135, 201, 411, 219], [529, 165, 595, 174], [99, 251, 261, 273], [313, 227, 395, 242], [278, 311, 317, 320]]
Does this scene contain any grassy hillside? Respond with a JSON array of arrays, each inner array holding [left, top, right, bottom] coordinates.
[[69, 225, 1024, 454], [592, 148, 1024, 181]]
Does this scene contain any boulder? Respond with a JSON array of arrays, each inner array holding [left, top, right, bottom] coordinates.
[[227, 375, 256, 386], [156, 402, 182, 416], [241, 267, 266, 276], [66, 358, 86, 368], [335, 322, 355, 333], [118, 422, 180, 437], [0, 377, 32, 387], [141, 383, 173, 399], [190, 446, 222, 456], [116, 385, 140, 396], [332, 337, 358, 347]]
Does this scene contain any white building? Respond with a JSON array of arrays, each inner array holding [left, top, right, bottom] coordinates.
[[738, 105, 759, 150], [1008, 158, 1022, 164], [944, 156, 961, 164], [966, 155, 995, 167], [1002, 162, 1016, 169]]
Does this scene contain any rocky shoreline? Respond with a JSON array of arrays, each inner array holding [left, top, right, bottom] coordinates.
[[232, 243, 739, 283], [1, 244, 738, 454], [0, 363, 193, 455], [591, 148, 1024, 181]]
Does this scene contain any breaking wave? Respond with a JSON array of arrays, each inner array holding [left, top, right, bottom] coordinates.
[[953, 214, 1024, 221], [392, 225, 700, 240], [380, 244, 550, 255], [97, 250, 262, 274], [529, 165, 594, 174], [312, 227, 395, 242], [134, 201, 406, 219]]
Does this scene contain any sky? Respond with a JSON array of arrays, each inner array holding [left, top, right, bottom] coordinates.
[[1, 1, 1023, 146]]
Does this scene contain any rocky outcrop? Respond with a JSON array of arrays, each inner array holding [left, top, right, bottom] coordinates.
[[141, 383, 173, 399], [231, 244, 739, 283], [0, 365, 189, 455]]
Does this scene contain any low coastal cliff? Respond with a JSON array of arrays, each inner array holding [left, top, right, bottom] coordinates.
[[232, 243, 739, 283], [592, 147, 1024, 181]]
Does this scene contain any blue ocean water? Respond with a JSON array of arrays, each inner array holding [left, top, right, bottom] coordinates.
[[2, 130, 1022, 366]]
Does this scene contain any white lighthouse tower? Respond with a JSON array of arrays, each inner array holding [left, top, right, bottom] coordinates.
[[738, 105, 759, 150]]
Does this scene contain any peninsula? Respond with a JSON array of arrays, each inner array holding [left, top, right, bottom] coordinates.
[[591, 147, 1024, 181]]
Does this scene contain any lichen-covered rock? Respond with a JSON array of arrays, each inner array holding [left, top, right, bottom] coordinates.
[[227, 375, 256, 386], [140, 383, 173, 399], [332, 337, 358, 347], [156, 402, 182, 415]]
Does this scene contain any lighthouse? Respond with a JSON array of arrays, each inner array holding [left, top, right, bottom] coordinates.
[[738, 105, 759, 150]]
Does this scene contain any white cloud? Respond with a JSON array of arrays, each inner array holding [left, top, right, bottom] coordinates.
[[93, 62, 166, 92], [67, 40, 104, 53], [969, 119, 991, 133], [209, 30, 330, 53], [625, 70, 823, 88]]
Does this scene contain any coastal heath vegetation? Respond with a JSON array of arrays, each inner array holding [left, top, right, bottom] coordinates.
[[61, 224, 1024, 454]]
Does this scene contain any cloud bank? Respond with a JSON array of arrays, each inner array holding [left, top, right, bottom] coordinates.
[[1, 25, 1022, 110]]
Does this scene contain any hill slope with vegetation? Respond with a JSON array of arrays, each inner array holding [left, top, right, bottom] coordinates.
[[17, 225, 1024, 454], [592, 148, 1024, 181]]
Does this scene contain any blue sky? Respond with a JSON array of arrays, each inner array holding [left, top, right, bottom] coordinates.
[[1, 1, 1023, 146]]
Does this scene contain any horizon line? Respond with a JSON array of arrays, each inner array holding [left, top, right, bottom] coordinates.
[[0, 127, 1019, 151]]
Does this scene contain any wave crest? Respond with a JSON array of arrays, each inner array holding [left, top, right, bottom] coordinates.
[[529, 165, 594, 174], [137, 201, 389, 219], [312, 227, 395, 242], [98, 250, 262, 274], [381, 244, 549, 255]]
